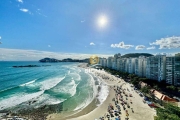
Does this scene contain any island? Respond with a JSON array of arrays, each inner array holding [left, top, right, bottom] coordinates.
[[39, 57, 89, 63], [12, 65, 51, 68]]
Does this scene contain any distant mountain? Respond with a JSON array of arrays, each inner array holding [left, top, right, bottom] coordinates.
[[121, 53, 153, 58]]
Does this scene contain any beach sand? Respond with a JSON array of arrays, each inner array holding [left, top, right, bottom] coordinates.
[[47, 68, 156, 120]]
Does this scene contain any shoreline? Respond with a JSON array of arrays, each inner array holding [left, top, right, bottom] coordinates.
[[46, 66, 120, 120], [1, 63, 156, 120], [66, 69, 122, 120], [61, 67, 156, 120], [46, 64, 104, 120]]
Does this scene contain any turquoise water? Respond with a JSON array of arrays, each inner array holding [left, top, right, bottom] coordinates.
[[0, 62, 96, 112]]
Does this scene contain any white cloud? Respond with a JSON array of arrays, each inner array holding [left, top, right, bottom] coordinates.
[[48, 45, 51, 47], [90, 42, 95, 45], [17, 0, 23, 3], [150, 36, 180, 49], [81, 20, 85, 23], [0, 48, 111, 61], [20, 8, 28, 12], [111, 41, 134, 49], [135, 45, 146, 50], [147, 46, 155, 50]]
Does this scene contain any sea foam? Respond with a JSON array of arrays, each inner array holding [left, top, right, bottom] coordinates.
[[96, 80, 109, 106], [51, 79, 79, 97], [40, 76, 65, 90], [0, 91, 44, 110], [73, 73, 96, 111], [34, 94, 66, 106], [69, 73, 81, 81], [20, 79, 37, 87], [0, 76, 66, 110]]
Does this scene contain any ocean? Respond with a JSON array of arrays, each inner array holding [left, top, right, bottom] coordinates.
[[0, 62, 108, 117], [0, 61, 108, 116]]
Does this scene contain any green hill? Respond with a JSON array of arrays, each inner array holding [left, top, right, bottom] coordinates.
[[121, 53, 153, 58]]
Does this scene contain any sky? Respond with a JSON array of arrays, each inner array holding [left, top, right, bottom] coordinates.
[[0, 0, 180, 60]]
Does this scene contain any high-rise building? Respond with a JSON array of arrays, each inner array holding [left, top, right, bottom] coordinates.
[[102, 58, 107, 67], [112, 57, 117, 70], [116, 58, 120, 71], [99, 58, 107, 67], [135, 56, 147, 77], [125, 58, 135, 74], [98, 53, 180, 86], [112, 53, 121, 70], [107, 57, 114, 69], [166, 56, 175, 85], [135, 58, 138, 75], [125, 58, 129, 73], [146, 55, 166, 82], [114, 53, 121, 59], [99, 57, 103, 65], [175, 53, 180, 85], [117, 58, 126, 72]]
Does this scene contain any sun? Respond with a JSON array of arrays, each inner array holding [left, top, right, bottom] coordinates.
[[97, 15, 108, 28]]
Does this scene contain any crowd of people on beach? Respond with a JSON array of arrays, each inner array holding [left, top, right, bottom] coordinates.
[[92, 69, 136, 120], [98, 85, 135, 120]]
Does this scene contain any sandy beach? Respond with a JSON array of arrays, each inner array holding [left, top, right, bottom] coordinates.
[[47, 67, 156, 120]]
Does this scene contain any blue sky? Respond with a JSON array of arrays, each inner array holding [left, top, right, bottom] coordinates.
[[0, 0, 180, 60]]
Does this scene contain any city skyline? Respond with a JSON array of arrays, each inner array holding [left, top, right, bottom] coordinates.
[[0, 0, 180, 60], [99, 53, 180, 86]]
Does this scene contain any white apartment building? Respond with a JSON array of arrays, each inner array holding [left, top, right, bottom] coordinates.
[[99, 58, 103, 65], [125, 58, 135, 74], [99, 58, 107, 67], [117, 58, 126, 72], [98, 53, 180, 86], [165, 53, 180, 86], [107, 57, 114, 69], [116, 58, 121, 71], [112, 58, 117, 70], [146, 55, 166, 82], [135, 56, 147, 77], [166, 56, 175, 85], [102, 58, 107, 67]]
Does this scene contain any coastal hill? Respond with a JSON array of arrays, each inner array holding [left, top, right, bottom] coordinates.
[[39, 58, 60, 62], [121, 53, 153, 58], [39, 58, 89, 63]]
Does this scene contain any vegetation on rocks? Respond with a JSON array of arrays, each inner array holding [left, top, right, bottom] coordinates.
[[156, 104, 180, 120]]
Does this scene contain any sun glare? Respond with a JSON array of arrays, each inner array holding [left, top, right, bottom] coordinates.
[[97, 15, 108, 28]]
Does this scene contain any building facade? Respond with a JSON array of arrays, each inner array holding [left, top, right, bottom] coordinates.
[[146, 55, 166, 82], [175, 53, 180, 86], [97, 53, 180, 86], [135, 56, 147, 77], [107, 57, 114, 69], [166, 56, 175, 85]]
